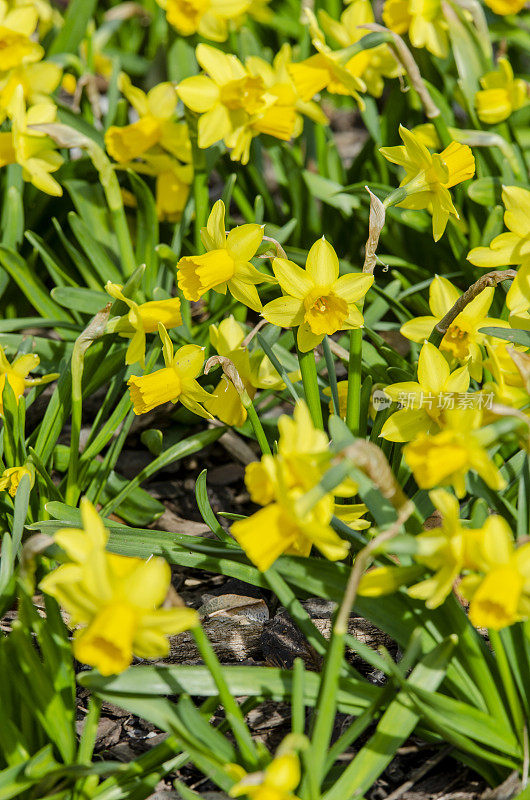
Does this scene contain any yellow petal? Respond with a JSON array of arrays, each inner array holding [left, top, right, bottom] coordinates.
[[198, 104, 232, 149], [262, 296, 305, 327], [306, 237, 339, 289], [429, 276, 460, 318], [272, 257, 313, 299], [417, 341, 450, 394], [380, 407, 434, 442], [177, 75, 219, 113], [226, 223, 263, 262]]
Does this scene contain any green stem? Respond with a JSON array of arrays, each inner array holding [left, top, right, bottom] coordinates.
[[322, 336, 339, 417], [245, 401, 271, 455], [296, 338, 323, 429], [291, 658, 306, 735], [189, 119, 209, 253], [191, 625, 259, 769], [345, 328, 362, 435]]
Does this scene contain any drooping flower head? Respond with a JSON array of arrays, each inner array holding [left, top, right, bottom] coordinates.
[[177, 199, 273, 311], [0, 344, 58, 415], [468, 186, 530, 269], [380, 125, 475, 241], [475, 58, 528, 125], [262, 237, 373, 352], [0, 464, 34, 497], [403, 408, 506, 498], [156, 0, 250, 41], [128, 324, 214, 419], [106, 282, 182, 368], [40, 498, 199, 675]]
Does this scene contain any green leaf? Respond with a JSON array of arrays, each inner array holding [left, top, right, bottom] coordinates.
[[0, 246, 73, 323], [48, 0, 99, 55], [303, 172, 360, 214], [479, 327, 530, 347], [51, 287, 110, 315]]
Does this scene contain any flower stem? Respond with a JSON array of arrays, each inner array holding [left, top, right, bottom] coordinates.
[[187, 113, 209, 253], [245, 401, 271, 455], [345, 328, 362, 435], [296, 338, 323, 429]]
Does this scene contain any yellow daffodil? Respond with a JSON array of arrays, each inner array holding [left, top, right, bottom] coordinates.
[[459, 515, 530, 630], [483, 0, 526, 14], [0, 345, 57, 415], [156, 0, 250, 41], [317, 0, 402, 97], [229, 752, 301, 800], [380, 341, 470, 442], [475, 58, 528, 124], [246, 44, 328, 136], [380, 125, 475, 241], [0, 60, 61, 122], [203, 316, 288, 427], [0, 0, 43, 70], [262, 238, 373, 352], [506, 259, 530, 329], [123, 153, 193, 222], [105, 74, 191, 164], [0, 464, 34, 497], [406, 489, 478, 608], [403, 408, 506, 498], [40, 498, 199, 675], [288, 10, 366, 105], [177, 45, 296, 164], [13, 0, 60, 37], [177, 199, 273, 312], [468, 186, 530, 268], [0, 86, 63, 195], [382, 0, 448, 58], [400, 275, 508, 380], [231, 402, 354, 571], [105, 283, 182, 368], [482, 341, 529, 414], [128, 324, 214, 418]]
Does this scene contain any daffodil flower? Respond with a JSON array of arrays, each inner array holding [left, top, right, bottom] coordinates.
[[105, 74, 191, 164], [246, 43, 328, 135], [0, 465, 34, 497], [231, 402, 361, 571], [382, 0, 448, 58], [288, 10, 366, 105], [403, 408, 506, 498], [203, 316, 290, 427], [317, 0, 402, 98], [0, 345, 58, 415], [128, 324, 214, 418], [106, 282, 182, 368], [0, 60, 61, 122], [483, 0, 526, 15], [380, 126, 475, 241], [400, 275, 508, 380], [0, 86, 63, 196], [156, 0, 250, 42], [0, 0, 43, 70], [262, 237, 373, 352], [177, 199, 273, 312], [177, 45, 296, 163], [40, 498, 199, 675], [120, 153, 193, 222], [475, 58, 528, 125], [506, 259, 530, 329], [229, 751, 302, 799], [380, 341, 470, 442], [468, 186, 530, 269], [482, 341, 529, 414], [459, 515, 530, 630]]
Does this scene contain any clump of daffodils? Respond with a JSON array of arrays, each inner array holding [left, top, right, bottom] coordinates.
[[230, 401, 368, 571], [40, 499, 199, 675]]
